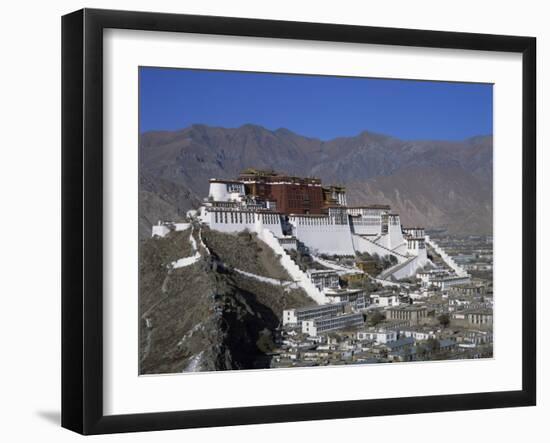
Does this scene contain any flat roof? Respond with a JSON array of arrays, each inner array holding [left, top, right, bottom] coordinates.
[[462, 309, 493, 315], [346, 205, 391, 210], [387, 305, 428, 311], [292, 302, 347, 313], [238, 171, 322, 183], [209, 178, 244, 184], [433, 276, 471, 282], [384, 337, 415, 348], [289, 213, 331, 218], [371, 292, 398, 298], [325, 288, 366, 295], [322, 185, 346, 191], [207, 207, 282, 214], [306, 269, 338, 275]]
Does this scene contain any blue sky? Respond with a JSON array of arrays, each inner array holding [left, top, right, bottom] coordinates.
[[139, 67, 493, 141]]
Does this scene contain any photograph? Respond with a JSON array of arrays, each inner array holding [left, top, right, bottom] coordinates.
[[1, 1, 542, 440], [138, 67, 494, 375]]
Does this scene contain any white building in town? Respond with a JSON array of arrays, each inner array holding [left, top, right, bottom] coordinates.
[[370, 292, 400, 307], [324, 288, 369, 310], [399, 327, 437, 341], [306, 269, 340, 292], [282, 303, 347, 326], [356, 329, 398, 344], [417, 268, 451, 286], [430, 275, 471, 290], [302, 312, 364, 337]]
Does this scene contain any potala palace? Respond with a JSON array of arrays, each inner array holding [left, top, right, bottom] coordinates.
[[153, 169, 470, 304], [197, 169, 431, 277]]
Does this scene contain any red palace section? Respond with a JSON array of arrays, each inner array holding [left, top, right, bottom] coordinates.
[[238, 169, 327, 215]]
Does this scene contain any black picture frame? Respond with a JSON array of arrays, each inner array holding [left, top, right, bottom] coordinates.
[[61, 8, 537, 435]]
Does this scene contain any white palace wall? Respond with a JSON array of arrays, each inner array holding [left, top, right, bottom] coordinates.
[[208, 181, 245, 202], [349, 217, 382, 236], [208, 182, 231, 201], [173, 223, 190, 232], [347, 208, 386, 236], [392, 242, 408, 256], [202, 209, 283, 237], [152, 222, 191, 238], [290, 217, 355, 256], [258, 215, 284, 238], [383, 216, 406, 250], [152, 224, 170, 238]]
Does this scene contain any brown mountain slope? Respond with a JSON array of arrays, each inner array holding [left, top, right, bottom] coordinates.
[[346, 166, 492, 235], [140, 124, 320, 198], [313, 132, 493, 185], [139, 173, 201, 239]]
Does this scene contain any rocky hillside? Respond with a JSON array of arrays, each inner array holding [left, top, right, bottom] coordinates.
[[139, 173, 201, 239], [346, 165, 492, 235], [139, 124, 493, 236], [139, 227, 313, 374]]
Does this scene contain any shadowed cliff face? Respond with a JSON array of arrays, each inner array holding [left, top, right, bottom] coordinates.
[[139, 228, 313, 375], [139, 124, 492, 236]]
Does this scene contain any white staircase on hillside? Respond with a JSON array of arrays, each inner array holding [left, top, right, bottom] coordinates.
[[258, 229, 328, 304], [425, 235, 468, 277], [378, 255, 417, 280], [360, 235, 408, 259]]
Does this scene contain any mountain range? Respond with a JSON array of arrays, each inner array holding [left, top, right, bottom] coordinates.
[[139, 124, 492, 239]]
